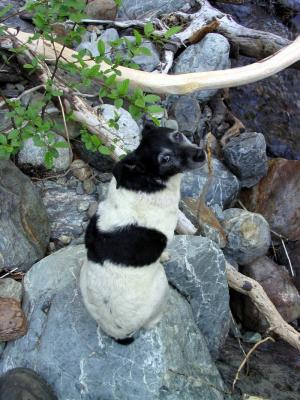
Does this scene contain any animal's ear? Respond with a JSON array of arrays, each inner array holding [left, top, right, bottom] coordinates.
[[141, 122, 155, 138], [113, 153, 137, 189]]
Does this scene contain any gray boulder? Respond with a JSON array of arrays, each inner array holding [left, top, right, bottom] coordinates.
[[174, 34, 230, 102], [118, 0, 194, 19], [18, 135, 72, 172], [164, 236, 230, 359], [181, 158, 240, 209], [223, 132, 268, 188], [222, 208, 271, 265], [35, 177, 98, 241], [0, 245, 226, 400], [0, 160, 49, 272], [0, 278, 22, 302]]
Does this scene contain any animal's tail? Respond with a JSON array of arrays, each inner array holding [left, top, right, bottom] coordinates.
[[115, 337, 135, 345]]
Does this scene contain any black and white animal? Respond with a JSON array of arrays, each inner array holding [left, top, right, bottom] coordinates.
[[80, 124, 206, 343]]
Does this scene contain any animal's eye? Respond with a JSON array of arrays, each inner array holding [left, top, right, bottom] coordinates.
[[174, 132, 183, 142], [160, 154, 171, 164]]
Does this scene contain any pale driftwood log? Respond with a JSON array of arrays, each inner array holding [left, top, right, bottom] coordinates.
[[178, 211, 300, 353], [6, 28, 300, 96]]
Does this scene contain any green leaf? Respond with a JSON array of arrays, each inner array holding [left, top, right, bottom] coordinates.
[[44, 151, 54, 169], [144, 22, 154, 37], [97, 39, 106, 56], [0, 134, 7, 145], [98, 145, 111, 155], [134, 98, 145, 108], [53, 141, 69, 148], [144, 94, 161, 103], [117, 79, 130, 96], [147, 105, 164, 114], [164, 25, 182, 39], [133, 30, 142, 46], [114, 98, 123, 109], [91, 135, 101, 147], [132, 47, 152, 57]]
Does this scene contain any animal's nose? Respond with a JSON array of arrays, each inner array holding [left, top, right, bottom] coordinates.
[[193, 148, 206, 163]]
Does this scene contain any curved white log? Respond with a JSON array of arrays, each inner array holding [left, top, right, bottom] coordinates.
[[7, 28, 300, 95]]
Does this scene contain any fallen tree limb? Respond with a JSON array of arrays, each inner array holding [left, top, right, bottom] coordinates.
[[178, 210, 300, 353], [6, 28, 300, 95]]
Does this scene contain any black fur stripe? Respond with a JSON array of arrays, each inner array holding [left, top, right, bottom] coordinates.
[[85, 215, 167, 266]]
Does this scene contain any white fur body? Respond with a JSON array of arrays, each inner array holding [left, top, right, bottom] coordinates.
[[80, 174, 182, 339]]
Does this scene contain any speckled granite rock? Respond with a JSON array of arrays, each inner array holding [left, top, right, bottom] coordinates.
[[164, 236, 230, 359], [0, 245, 226, 400], [222, 209, 271, 265], [0, 160, 49, 272], [35, 178, 98, 241], [223, 132, 268, 188], [181, 158, 240, 209], [174, 34, 230, 102]]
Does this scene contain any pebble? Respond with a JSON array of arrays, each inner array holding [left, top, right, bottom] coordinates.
[[78, 201, 90, 212]]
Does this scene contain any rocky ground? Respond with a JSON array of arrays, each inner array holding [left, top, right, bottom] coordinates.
[[0, 0, 300, 399]]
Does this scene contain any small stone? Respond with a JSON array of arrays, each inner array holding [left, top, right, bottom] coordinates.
[[173, 96, 202, 135], [78, 201, 90, 212], [48, 242, 56, 252], [223, 132, 268, 188], [71, 159, 93, 181], [0, 298, 27, 341], [76, 182, 84, 195], [162, 119, 179, 131], [222, 208, 271, 265], [18, 135, 72, 172], [242, 331, 262, 344], [0, 278, 22, 302], [76, 28, 119, 58], [97, 182, 109, 201], [58, 235, 72, 245], [83, 178, 96, 194], [85, 0, 117, 20], [87, 202, 98, 218]]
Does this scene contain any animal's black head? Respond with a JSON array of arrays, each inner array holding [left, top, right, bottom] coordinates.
[[113, 124, 206, 193]]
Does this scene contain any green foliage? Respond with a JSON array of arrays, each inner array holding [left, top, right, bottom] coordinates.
[[0, 0, 176, 168]]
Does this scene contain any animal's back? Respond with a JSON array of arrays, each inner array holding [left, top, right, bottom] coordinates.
[[80, 259, 169, 339]]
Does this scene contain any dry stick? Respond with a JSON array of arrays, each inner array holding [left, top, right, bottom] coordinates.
[[226, 261, 300, 352], [7, 28, 300, 95], [232, 336, 275, 391], [0, 84, 44, 108]]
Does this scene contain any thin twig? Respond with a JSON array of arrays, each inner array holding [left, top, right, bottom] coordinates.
[[281, 238, 295, 278], [0, 267, 18, 279], [0, 84, 44, 108], [232, 336, 275, 390], [57, 95, 71, 151]]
